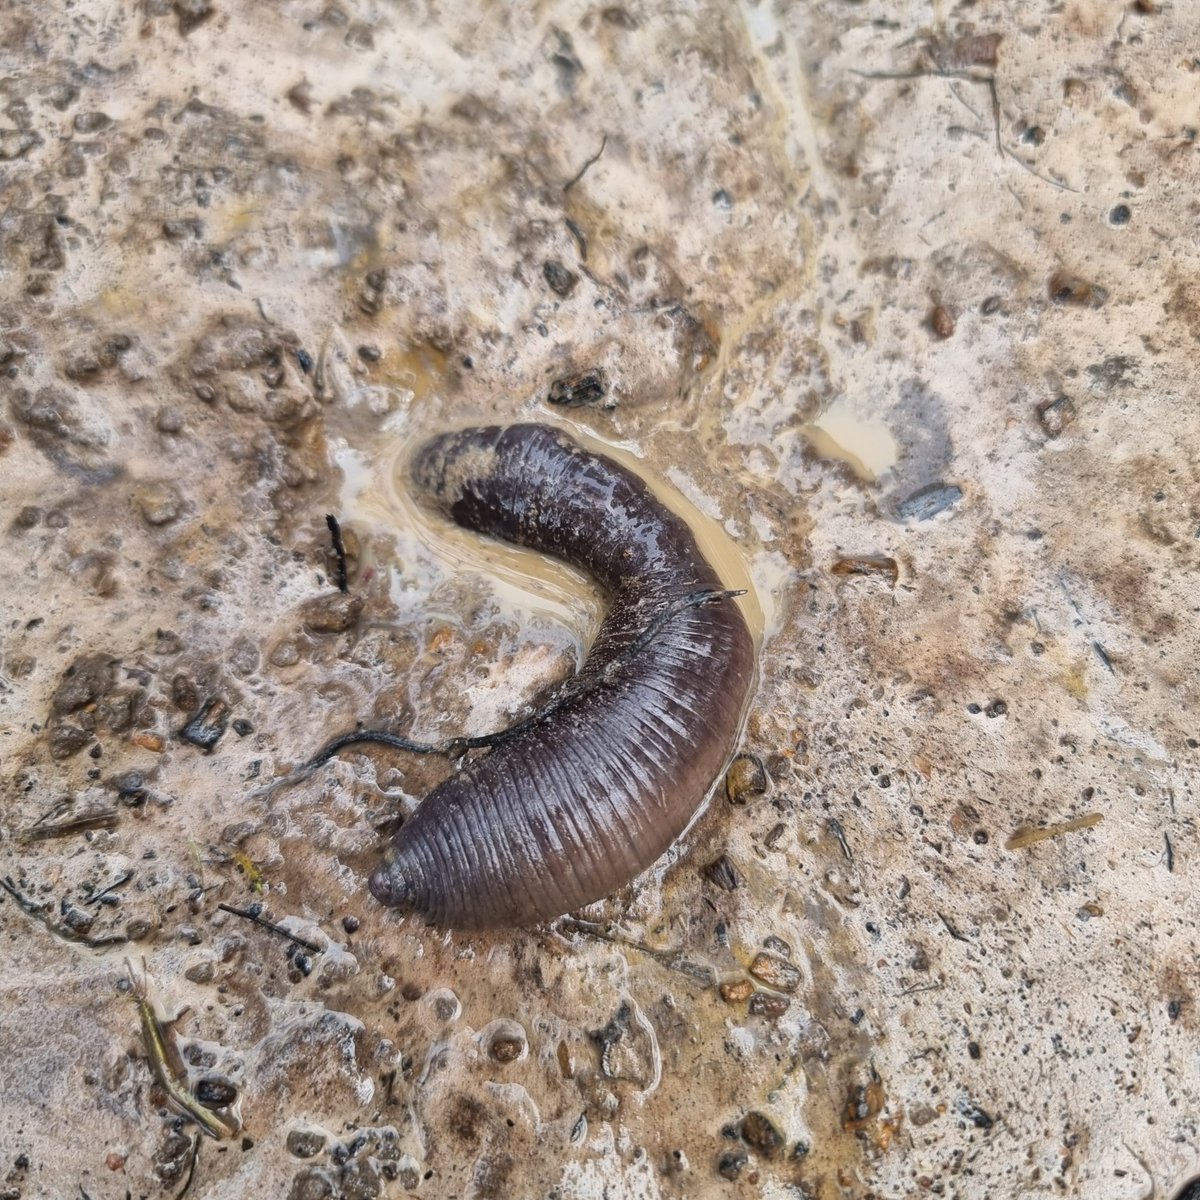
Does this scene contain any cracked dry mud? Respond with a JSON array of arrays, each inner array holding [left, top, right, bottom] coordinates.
[[1, 2, 1197, 1198]]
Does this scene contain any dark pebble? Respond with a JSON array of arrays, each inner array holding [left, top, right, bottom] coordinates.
[[286, 1129, 328, 1159], [547, 367, 607, 408], [181, 698, 230, 750], [232, 718, 253, 736], [930, 305, 955, 338], [717, 1149, 747, 1181], [543, 260, 579, 297], [703, 854, 739, 891], [196, 1076, 237, 1107], [49, 724, 92, 760], [51, 653, 116, 715], [740, 1111, 784, 1159], [342, 915, 360, 934], [489, 1036, 524, 1063], [295, 349, 314, 373], [748, 992, 791, 1018], [1109, 204, 1131, 225]]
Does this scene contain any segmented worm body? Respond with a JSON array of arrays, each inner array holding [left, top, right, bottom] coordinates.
[[367, 423, 755, 929]]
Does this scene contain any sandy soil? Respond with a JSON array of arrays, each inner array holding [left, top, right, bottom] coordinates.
[[1, 1, 1197, 1197]]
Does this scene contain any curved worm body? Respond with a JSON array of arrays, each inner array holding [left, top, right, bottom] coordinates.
[[368, 423, 755, 929]]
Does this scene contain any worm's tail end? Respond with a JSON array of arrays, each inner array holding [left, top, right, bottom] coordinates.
[[368, 848, 419, 912]]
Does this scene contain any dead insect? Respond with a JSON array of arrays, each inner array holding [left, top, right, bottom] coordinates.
[[126, 962, 236, 1139]]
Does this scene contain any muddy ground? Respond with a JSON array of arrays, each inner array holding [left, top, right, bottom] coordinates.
[[1, 1, 1197, 1197]]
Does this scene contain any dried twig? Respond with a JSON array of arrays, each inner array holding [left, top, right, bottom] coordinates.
[[217, 903, 321, 954]]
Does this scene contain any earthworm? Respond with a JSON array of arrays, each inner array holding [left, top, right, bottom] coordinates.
[[329, 423, 756, 929]]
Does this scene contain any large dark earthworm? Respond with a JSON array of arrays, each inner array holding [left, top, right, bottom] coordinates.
[[350, 423, 755, 929]]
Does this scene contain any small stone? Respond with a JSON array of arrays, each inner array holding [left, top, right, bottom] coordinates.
[[286, 1129, 328, 1159], [717, 1149, 747, 1181], [125, 918, 153, 940], [195, 1076, 237, 1107], [895, 483, 963, 521], [703, 854, 739, 891], [13, 505, 43, 530], [156, 407, 185, 434], [748, 991, 791, 1018], [174, 0, 215, 35], [49, 724, 92, 759], [547, 368, 607, 408], [719, 979, 753, 1004], [287, 1167, 335, 1200], [60, 904, 94, 935], [930, 306, 955, 338], [300, 592, 364, 634], [51, 653, 116, 715], [725, 754, 767, 805], [270, 641, 302, 668], [232, 718, 253, 736], [341, 915, 360, 934], [181, 698, 229, 751], [741, 1111, 784, 1158], [109, 770, 147, 804], [73, 111, 113, 134], [1036, 394, 1076, 437], [184, 959, 216, 984], [137, 481, 184, 526], [489, 1036, 524, 1063], [1048, 270, 1106, 307], [543, 260, 579, 297], [748, 952, 801, 993], [131, 731, 165, 752]]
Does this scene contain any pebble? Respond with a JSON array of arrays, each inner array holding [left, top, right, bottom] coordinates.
[[719, 979, 753, 1004], [725, 753, 767, 805], [717, 1149, 747, 1181], [181, 698, 229, 750], [749, 991, 791, 1019], [300, 592, 364, 633], [286, 1129, 328, 1159], [184, 959, 216, 984], [543, 259, 579, 297], [51, 653, 116, 715], [137, 481, 183, 526], [49, 723, 92, 759], [195, 1076, 237, 1107], [930, 305, 955, 338], [748, 952, 801, 993], [741, 1111, 784, 1159]]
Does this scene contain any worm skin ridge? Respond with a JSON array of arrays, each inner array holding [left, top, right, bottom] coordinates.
[[368, 423, 755, 929]]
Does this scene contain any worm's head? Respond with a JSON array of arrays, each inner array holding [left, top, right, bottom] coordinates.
[[410, 427, 503, 512], [368, 849, 417, 911]]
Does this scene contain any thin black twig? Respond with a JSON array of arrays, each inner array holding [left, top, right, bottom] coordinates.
[[326, 514, 349, 594], [557, 918, 716, 985], [217, 903, 321, 954], [82, 870, 134, 906], [938, 911, 970, 943], [854, 67, 1079, 192], [293, 587, 745, 777], [1164, 833, 1174, 872], [563, 134, 607, 192]]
